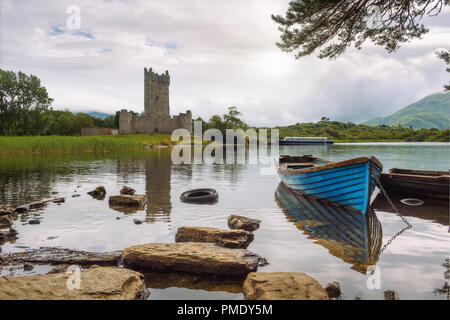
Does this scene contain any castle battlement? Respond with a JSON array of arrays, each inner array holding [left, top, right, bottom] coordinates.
[[144, 67, 170, 84]]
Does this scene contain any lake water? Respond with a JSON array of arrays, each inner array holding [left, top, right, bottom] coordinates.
[[0, 143, 449, 300]]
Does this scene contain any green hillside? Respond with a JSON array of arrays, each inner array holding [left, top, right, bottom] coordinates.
[[365, 92, 450, 129]]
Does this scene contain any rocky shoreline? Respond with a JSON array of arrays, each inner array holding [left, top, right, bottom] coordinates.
[[0, 187, 337, 300]]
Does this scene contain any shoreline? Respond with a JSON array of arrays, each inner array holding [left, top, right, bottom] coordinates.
[[0, 134, 448, 155]]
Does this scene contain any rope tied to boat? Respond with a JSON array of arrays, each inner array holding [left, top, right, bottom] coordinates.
[[376, 180, 412, 254]]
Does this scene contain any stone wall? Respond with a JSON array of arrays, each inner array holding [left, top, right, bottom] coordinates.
[[118, 110, 192, 135]]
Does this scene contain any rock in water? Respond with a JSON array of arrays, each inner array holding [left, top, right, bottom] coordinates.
[[243, 272, 329, 300], [0, 267, 149, 300], [133, 219, 143, 225], [87, 186, 106, 199], [175, 226, 254, 249], [3, 247, 121, 266], [109, 195, 146, 207], [228, 215, 261, 232], [0, 205, 14, 216], [121, 242, 264, 276], [325, 281, 341, 298], [120, 186, 136, 195], [0, 214, 14, 227]]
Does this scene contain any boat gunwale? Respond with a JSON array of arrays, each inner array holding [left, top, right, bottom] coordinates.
[[277, 156, 383, 175]]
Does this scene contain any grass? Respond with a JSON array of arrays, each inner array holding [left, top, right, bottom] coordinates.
[[0, 134, 173, 154]]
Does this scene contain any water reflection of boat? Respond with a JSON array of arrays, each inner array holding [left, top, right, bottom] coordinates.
[[276, 155, 382, 214], [372, 191, 449, 226], [275, 182, 383, 273]]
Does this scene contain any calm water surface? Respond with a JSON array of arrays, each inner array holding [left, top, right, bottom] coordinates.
[[0, 143, 448, 300]]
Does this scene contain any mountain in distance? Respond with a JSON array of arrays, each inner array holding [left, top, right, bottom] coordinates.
[[364, 91, 450, 130], [84, 111, 113, 119]]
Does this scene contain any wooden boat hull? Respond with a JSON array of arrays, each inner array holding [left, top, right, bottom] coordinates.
[[275, 182, 382, 273], [277, 156, 382, 213], [380, 168, 449, 200]]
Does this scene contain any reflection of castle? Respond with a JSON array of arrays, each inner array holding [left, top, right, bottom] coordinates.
[[144, 150, 173, 222], [275, 182, 383, 274], [119, 67, 192, 134]]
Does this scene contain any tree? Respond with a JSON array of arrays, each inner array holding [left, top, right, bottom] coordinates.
[[223, 106, 248, 130], [0, 69, 53, 135], [73, 113, 95, 134], [436, 49, 450, 90], [272, 1, 447, 60]]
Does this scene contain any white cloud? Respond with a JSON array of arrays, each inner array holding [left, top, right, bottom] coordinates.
[[1, 0, 449, 126]]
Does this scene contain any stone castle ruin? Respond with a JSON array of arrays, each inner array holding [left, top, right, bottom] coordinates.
[[119, 67, 192, 134]]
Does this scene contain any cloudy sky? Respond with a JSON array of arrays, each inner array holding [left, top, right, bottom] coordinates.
[[1, 0, 449, 126]]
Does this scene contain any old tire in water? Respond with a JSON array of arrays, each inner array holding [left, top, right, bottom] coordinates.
[[180, 188, 218, 203]]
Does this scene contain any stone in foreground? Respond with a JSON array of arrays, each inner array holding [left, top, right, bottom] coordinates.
[[2, 247, 121, 266], [0, 267, 149, 300], [121, 242, 264, 276], [228, 215, 261, 232], [108, 194, 147, 207], [175, 226, 254, 249], [243, 272, 329, 300]]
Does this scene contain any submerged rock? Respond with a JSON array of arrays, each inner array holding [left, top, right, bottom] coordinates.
[[243, 272, 329, 300], [325, 281, 341, 298], [0, 267, 149, 300], [28, 219, 40, 225], [175, 226, 254, 249], [228, 215, 261, 232], [120, 186, 136, 195], [121, 242, 264, 276], [87, 186, 106, 199], [2, 247, 121, 267], [109, 194, 147, 207]]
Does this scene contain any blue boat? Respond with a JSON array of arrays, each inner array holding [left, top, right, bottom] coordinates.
[[276, 155, 383, 214], [275, 182, 383, 273]]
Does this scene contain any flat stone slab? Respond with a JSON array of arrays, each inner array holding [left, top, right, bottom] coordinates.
[[243, 272, 329, 300], [0, 266, 149, 300], [2, 247, 121, 266], [121, 242, 265, 276], [108, 194, 147, 207], [175, 226, 254, 249], [228, 215, 261, 232]]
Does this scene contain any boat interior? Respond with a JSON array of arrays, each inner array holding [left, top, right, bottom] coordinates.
[[278, 155, 332, 170]]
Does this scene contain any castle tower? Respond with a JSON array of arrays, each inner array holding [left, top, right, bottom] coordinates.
[[144, 67, 170, 118]]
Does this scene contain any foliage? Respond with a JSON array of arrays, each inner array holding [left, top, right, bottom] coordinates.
[[0, 70, 118, 136], [272, 0, 447, 60], [0, 69, 54, 135], [199, 106, 249, 136], [275, 120, 449, 142], [0, 134, 172, 154]]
